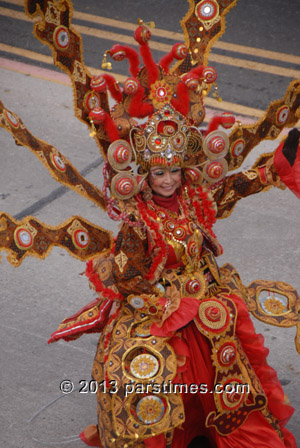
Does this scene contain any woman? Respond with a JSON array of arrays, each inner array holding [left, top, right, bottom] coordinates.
[[1, 1, 299, 446], [50, 105, 299, 447]]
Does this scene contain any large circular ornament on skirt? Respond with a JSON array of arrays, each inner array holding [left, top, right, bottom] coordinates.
[[217, 341, 237, 368], [231, 138, 246, 158], [204, 130, 229, 160], [220, 379, 248, 411], [198, 299, 230, 333], [275, 105, 289, 126], [14, 227, 34, 250], [195, 0, 219, 22], [53, 25, 70, 50], [111, 173, 137, 200], [130, 354, 159, 379], [203, 159, 228, 183], [136, 395, 165, 425], [107, 140, 132, 171], [185, 275, 206, 298]]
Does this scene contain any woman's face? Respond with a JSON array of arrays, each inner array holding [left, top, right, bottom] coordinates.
[[149, 166, 182, 197]]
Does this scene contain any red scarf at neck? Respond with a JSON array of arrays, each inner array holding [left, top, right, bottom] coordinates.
[[152, 191, 180, 213]]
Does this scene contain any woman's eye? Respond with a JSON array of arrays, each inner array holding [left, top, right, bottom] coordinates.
[[171, 168, 180, 173], [154, 171, 164, 176]]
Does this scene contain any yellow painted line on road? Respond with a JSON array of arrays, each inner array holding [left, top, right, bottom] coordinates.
[[1, 6, 299, 79], [205, 97, 262, 118], [5, 0, 300, 66], [0, 42, 53, 65], [216, 41, 300, 66], [209, 53, 300, 79], [0, 43, 127, 79]]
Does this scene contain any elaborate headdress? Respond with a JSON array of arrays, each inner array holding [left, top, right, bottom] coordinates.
[[87, 19, 236, 207]]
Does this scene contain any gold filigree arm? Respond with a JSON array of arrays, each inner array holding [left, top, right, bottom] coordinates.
[[0, 213, 113, 267], [172, 0, 238, 75], [24, 0, 110, 155], [211, 168, 272, 219], [0, 101, 106, 210], [227, 80, 300, 171], [247, 279, 300, 355]]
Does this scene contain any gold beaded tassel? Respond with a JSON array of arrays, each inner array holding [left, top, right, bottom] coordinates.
[[101, 51, 112, 70], [212, 82, 222, 102], [89, 118, 97, 137]]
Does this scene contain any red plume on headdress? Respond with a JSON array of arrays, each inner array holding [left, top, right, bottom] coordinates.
[[88, 21, 219, 151], [109, 44, 140, 77], [134, 25, 159, 87], [90, 74, 122, 103], [206, 112, 235, 135], [88, 108, 119, 142], [159, 43, 188, 72], [124, 78, 154, 118], [171, 81, 190, 116]]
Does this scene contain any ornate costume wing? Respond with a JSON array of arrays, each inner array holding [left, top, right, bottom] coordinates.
[[0, 101, 106, 210], [227, 80, 300, 171], [0, 213, 112, 266], [173, 0, 238, 74], [24, 0, 111, 156]]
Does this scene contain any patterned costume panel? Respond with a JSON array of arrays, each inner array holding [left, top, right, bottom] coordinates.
[[227, 80, 300, 171], [0, 101, 106, 210], [25, 0, 110, 155], [0, 213, 112, 266]]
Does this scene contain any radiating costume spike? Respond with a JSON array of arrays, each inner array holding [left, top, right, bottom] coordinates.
[[172, 0, 238, 75], [24, 0, 111, 156], [227, 80, 300, 171], [109, 45, 141, 77], [0, 101, 107, 210], [0, 213, 113, 266]]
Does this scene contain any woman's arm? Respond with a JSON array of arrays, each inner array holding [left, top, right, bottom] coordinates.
[[211, 155, 285, 219], [112, 223, 155, 297]]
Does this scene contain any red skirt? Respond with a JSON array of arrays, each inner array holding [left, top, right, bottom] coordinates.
[[147, 294, 297, 448]]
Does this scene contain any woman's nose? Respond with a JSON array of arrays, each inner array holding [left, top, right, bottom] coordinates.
[[164, 171, 172, 182]]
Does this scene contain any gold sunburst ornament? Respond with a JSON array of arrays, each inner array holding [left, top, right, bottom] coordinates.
[[136, 395, 165, 424], [130, 354, 159, 379], [149, 80, 172, 108], [263, 296, 287, 315]]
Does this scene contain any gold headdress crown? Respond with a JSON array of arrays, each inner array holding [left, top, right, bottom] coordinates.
[[130, 104, 204, 170]]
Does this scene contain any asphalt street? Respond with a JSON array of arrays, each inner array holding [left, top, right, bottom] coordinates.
[[0, 0, 300, 447]]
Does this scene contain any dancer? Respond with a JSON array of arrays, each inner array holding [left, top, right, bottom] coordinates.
[[0, 0, 299, 447]]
